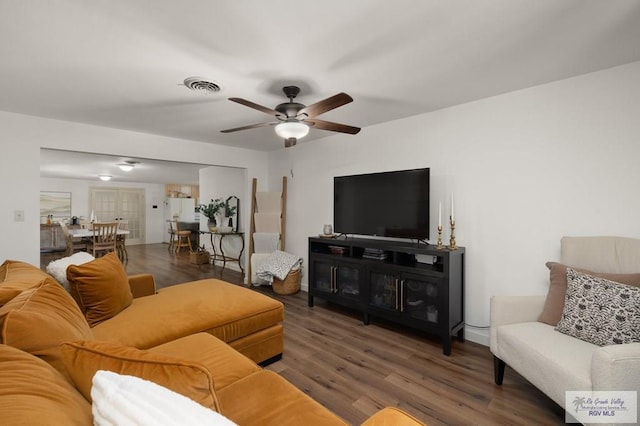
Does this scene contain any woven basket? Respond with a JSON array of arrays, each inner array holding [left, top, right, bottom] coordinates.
[[189, 250, 210, 265], [273, 267, 301, 295]]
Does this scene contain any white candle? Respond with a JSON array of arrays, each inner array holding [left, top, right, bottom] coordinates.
[[451, 195, 454, 222], [438, 202, 442, 227]]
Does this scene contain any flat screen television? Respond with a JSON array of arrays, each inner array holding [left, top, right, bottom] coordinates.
[[334, 168, 430, 239]]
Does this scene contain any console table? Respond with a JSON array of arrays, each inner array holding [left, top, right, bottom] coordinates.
[[200, 231, 245, 274], [308, 236, 465, 355], [40, 223, 66, 253]]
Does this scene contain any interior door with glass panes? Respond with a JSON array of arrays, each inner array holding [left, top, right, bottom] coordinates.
[[90, 188, 144, 245]]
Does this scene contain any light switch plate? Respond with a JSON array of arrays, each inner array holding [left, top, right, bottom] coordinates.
[[14, 210, 24, 222]]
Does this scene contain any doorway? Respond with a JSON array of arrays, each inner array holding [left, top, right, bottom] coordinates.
[[90, 187, 145, 245]]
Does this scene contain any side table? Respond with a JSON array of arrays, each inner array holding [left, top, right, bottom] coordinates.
[[199, 231, 245, 274]]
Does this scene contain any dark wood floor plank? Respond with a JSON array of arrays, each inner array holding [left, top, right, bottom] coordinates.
[[41, 243, 244, 289], [40, 244, 565, 425]]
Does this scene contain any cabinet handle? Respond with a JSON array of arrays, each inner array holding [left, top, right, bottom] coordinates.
[[394, 279, 399, 310], [331, 266, 337, 293], [330, 266, 334, 293], [400, 280, 405, 312]]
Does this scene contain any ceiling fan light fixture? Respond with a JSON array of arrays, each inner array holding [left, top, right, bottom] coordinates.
[[98, 174, 112, 181], [275, 121, 309, 139], [118, 161, 138, 171]]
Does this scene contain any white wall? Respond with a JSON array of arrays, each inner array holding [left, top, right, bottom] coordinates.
[[267, 61, 640, 345], [0, 112, 269, 266], [4, 61, 639, 346], [40, 177, 166, 244], [199, 166, 246, 273]]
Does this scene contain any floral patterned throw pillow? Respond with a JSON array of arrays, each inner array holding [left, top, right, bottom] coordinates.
[[555, 268, 640, 346]]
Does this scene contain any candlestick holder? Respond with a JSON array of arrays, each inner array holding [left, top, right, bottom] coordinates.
[[449, 218, 457, 250], [436, 225, 444, 250]]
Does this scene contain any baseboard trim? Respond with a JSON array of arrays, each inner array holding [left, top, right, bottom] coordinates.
[[464, 327, 489, 346]]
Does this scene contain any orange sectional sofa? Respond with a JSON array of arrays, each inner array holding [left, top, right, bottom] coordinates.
[[0, 254, 425, 425]]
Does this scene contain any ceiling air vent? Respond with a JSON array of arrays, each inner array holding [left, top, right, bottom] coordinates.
[[183, 77, 222, 94]]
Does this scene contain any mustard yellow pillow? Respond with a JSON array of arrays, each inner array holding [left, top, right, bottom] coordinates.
[[0, 278, 92, 377], [0, 259, 51, 283], [0, 288, 22, 308], [0, 260, 55, 306], [60, 340, 220, 411], [66, 252, 133, 326], [0, 344, 92, 424]]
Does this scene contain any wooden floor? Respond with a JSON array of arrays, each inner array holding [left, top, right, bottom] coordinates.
[[41, 243, 244, 289], [42, 244, 565, 425]]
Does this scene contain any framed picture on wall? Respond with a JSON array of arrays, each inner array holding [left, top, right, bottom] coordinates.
[[40, 191, 71, 219]]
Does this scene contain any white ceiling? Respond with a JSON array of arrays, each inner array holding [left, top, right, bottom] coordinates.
[[40, 149, 209, 185], [4, 1, 640, 181]]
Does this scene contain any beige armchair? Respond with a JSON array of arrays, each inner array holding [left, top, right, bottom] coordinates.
[[491, 236, 640, 420]]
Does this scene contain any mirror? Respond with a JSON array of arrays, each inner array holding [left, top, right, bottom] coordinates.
[[226, 196, 239, 232]]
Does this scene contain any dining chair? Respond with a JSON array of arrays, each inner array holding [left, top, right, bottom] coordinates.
[[172, 220, 192, 254], [168, 220, 177, 251], [115, 219, 128, 262], [87, 222, 119, 258], [59, 222, 88, 256]]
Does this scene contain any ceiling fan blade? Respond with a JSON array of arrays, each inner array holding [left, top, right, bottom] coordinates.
[[305, 118, 361, 135], [220, 122, 277, 133], [284, 138, 297, 148], [229, 98, 282, 117], [297, 93, 353, 118]]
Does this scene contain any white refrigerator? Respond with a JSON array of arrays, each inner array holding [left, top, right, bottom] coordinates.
[[167, 198, 195, 221], [164, 198, 196, 243]]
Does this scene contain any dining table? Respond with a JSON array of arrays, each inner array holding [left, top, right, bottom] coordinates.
[[69, 227, 130, 261], [68, 228, 129, 238]]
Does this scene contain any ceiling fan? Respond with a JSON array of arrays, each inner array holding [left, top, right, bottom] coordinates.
[[220, 86, 360, 147]]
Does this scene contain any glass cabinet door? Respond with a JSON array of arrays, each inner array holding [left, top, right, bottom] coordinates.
[[311, 260, 361, 299], [311, 261, 333, 294], [368, 271, 441, 325], [403, 277, 439, 324], [368, 271, 399, 312], [335, 264, 360, 300]]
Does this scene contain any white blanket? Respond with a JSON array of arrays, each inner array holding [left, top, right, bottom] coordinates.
[[46, 252, 95, 291], [91, 370, 236, 426], [254, 213, 281, 233], [256, 250, 302, 283], [256, 191, 282, 213], [253, 232, 280, 253]]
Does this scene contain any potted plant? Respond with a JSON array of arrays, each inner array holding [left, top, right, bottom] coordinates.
[[196, 198, 225, 230]]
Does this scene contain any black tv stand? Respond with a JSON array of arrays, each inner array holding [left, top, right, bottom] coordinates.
[[308, 236, 465, 355]]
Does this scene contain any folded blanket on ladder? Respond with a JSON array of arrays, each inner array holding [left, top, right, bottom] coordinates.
[[253, 232, 280, 253], [256, 250, 302, 284], [251, 253, 272, 285], [254, 213, 281, 233]]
